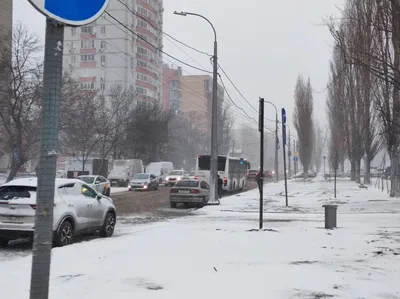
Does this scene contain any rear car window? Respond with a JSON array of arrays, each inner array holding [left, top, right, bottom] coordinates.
[[175, 181, 199, 188], [0, 186, 37, 201]]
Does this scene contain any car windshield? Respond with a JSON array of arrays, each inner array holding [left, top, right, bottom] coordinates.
[[175, 181, 199, 188], [134, 174, 149, 180], [77, 176, 95, 184], [169, 171, 183, 176], [0, 185, 36, 201]]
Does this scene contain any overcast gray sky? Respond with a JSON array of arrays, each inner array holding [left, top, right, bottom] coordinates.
[[14, 0, 344, 134]]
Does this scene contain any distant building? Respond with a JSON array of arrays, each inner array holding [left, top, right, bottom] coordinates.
[[179, 75, 224, 135], [0, 0, 12, 32], [162, 64, 182, 111], [62, 0, 164, 106]]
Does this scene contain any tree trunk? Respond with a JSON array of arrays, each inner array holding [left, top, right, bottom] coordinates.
[[350, 161, 356, 181], [303, 165, 309, 179], [355, 159, 361, 184], [340, 161, 345, 173], [334, 168, 337, 199], [390, 152, 400, 197], [364, 155, 371, 184], [6, 159, 24, 182]]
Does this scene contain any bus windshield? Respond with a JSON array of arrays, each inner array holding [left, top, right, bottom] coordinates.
[[198, 156, 226, 171]]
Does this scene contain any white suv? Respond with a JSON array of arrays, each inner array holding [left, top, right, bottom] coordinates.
[[0, 178, 116, 247]]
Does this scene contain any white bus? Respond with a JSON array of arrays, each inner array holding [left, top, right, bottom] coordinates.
[[195, 155, 250, 193]]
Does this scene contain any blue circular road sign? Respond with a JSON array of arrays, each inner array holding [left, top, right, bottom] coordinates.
[[293, 156, 298, 162], [28, 0, 110, 26]]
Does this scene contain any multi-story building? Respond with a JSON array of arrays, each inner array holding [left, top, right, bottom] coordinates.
[[162, 64, 182, 111], [62, 0, 163, 105], [179, 75, 224, 135]]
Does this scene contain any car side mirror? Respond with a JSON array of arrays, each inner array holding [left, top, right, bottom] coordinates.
[[96, 194, 102, 200]]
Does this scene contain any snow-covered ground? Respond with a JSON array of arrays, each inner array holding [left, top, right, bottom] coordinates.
[[111, 186, 129, 193], [1, 177, 400, 298]]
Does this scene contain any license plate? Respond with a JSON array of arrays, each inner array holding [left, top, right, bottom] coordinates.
[[0, 216, 23, 223], [178, 190, 190, 194]]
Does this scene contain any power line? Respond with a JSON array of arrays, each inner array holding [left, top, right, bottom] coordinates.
[[105, 11, 212, 74]]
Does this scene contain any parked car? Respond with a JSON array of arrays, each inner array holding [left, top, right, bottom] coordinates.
[[169, 179, 210, 208], [264, 170, 273, 179], [0, 178, 116, 248], [77, 175, 111, 196], [128, 173, 159, 191], [246, 169, 258, 180], [165, 170, 189, 186]]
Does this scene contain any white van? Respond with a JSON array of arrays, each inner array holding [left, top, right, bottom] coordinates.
[[145, 162, 174, 182]]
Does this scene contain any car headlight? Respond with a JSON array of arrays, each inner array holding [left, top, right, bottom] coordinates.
[[177, 177, 181, 181], [166, 176, 169, 181]]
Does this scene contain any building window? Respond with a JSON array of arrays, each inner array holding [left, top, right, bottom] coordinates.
[[100, 83, 106, 91], [100, 41, 107, 49], [80, 68, 96, 77], [137, 33, 148, 42], [137, 19, 148, 29], [101, 26, 106, 34], [71, 28, 76, 36], [137, 60, 147, 69], [100, 55, 106, 63], [137, 47, 148, 56], [81, 40, 95, 49], [81, 54, 95, 62], [136, 86, 147, 95], [81, 26, 94, 34], [138, 6, 148, 16]]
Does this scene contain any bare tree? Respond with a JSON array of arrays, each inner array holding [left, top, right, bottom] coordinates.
[[327, 0, 400, 194], [60, 90, 100, 171], [293, 75, 314, 178], [124, 104, 173, 164], [95, 85, 136, 171], [312, 121, 327, 173], [218, 104, 234, 155], [0, 23, 43, 182]]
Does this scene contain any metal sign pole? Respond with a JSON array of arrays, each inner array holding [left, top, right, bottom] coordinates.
[[281, 108, 288, 207], [29, 18, 64, 299], [258, 98, 264, 229]]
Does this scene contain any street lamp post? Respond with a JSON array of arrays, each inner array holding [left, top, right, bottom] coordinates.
[[174, 11, 219, 202], [265, 101, 279, 183]]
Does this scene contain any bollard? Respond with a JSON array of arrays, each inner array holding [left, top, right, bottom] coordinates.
[[322, 204, 338, 229]]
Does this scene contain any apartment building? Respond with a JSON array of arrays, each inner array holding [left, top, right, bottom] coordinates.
[[179, 75, 224, 135], [162, 64, 182, 111], [62, 0, 164, 105]]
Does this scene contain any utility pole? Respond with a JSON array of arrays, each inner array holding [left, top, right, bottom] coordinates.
[[281, 108, 288, 207], [258, 97, 264, 230], [293, 139, 297, 177], [174, 11, 219, 203], [288, 130, 291, 178]]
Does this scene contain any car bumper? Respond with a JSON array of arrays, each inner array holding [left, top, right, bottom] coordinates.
[[170, 195, 204, 203], [129, 185, 149, 190], [0, 227, 34, 239]]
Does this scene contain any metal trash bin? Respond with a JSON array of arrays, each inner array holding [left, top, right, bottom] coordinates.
[[322, 204, 338, 229]]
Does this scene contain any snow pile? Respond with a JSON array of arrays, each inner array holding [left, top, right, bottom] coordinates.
[[0, 178, 399, 299]]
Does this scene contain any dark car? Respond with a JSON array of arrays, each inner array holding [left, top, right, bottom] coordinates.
[[264, 170, 273, 179], [247, 170, 258, 180]]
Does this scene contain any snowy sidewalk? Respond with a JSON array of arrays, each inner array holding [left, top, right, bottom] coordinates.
[[1, 178, 400, 298]]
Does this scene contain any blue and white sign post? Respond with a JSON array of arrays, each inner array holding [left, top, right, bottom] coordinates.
[[27, 2, 109, 299], [281, 108, 288, 207]]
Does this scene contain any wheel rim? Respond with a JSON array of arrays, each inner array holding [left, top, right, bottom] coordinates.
[[106, 214, 115, 235], [60, 224, 72, 246]]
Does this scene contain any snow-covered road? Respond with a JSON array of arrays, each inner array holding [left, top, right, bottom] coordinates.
[[1, 177, 399, 298]]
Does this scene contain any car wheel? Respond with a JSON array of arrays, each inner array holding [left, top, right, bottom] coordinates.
[[100, 211, 116, 238], [170, 202, 177, 208], [54, 220, 73, 247], [0, 237, 9, 248]]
